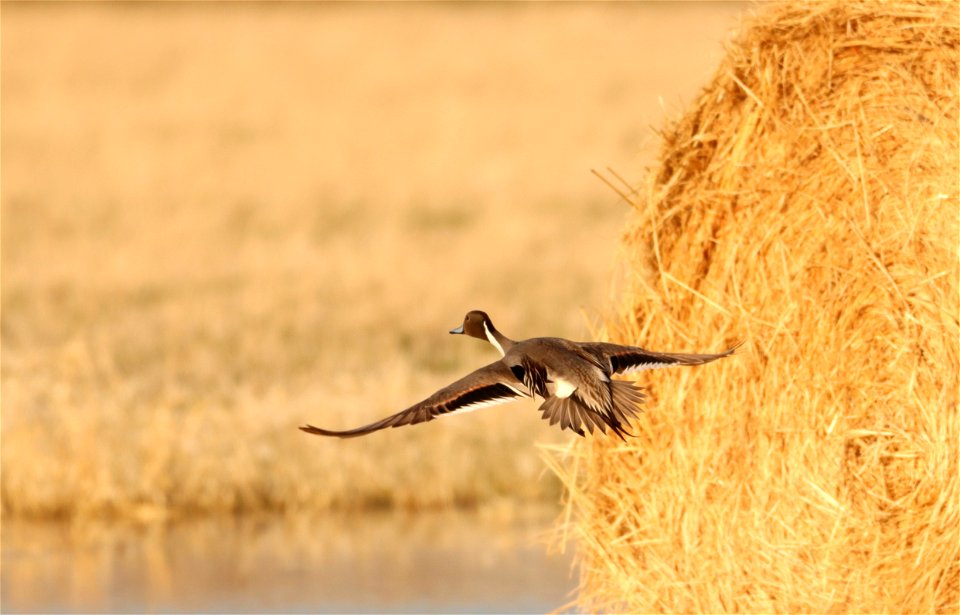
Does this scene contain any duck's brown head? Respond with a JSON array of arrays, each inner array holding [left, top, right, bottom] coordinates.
[[449, 310, 493, 340]]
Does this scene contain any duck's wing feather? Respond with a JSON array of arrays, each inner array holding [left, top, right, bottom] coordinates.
[[300, 360, 527, 438], [581, 341, 741, 375]]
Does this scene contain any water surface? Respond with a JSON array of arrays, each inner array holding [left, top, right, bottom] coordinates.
[[2, 507, 576, 613]]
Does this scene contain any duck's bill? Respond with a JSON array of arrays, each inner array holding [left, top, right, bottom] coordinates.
[[449, 325, 464, 334]]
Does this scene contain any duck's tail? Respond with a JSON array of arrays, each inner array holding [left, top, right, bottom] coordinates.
[[610, 379, 646, 423], [538, 380, 645, 439]]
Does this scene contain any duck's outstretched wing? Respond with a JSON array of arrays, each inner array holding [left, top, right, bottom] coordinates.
[[300, 361, 527, 439], [581, 341, 741, 375]]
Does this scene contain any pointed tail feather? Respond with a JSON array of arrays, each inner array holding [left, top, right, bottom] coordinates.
[[539, 385, 642, 439], [611, 380, 646, 422], [539, 396, 588, 437]]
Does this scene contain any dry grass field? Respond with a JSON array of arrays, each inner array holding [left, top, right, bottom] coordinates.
[[1, 3, 746, 518], [552, 1, 959, 612]]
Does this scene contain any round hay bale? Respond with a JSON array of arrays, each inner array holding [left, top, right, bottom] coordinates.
[[559, 1, 959, 612]]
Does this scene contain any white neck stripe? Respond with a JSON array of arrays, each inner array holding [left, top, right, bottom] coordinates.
[[483, 321, 505, 356]]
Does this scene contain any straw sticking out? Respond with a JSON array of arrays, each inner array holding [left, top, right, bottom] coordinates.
[[553, 1, 959, 612]]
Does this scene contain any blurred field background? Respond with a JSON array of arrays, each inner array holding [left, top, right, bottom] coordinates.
[[1, 3, 748, 519]]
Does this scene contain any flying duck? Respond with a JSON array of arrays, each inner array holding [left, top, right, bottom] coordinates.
[[300, 310, 738, 439]]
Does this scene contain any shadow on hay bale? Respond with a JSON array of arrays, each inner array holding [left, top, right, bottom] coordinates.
[[552, 2, 958, 612]]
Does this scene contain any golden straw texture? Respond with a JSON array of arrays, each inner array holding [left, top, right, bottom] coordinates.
[[555, 1, 959, 612]]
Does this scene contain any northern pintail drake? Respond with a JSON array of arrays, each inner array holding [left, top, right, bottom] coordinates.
[[300, 310, 738, 439]]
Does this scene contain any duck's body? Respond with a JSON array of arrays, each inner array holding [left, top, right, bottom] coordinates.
[[300, 310, 738, 439]]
